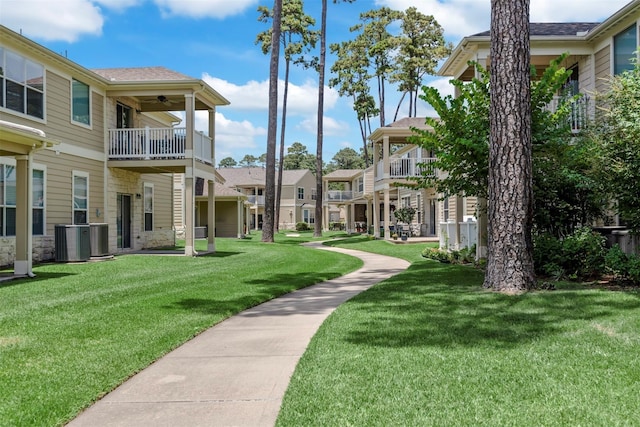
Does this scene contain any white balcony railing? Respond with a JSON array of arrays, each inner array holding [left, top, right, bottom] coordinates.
[[546, 95, 589, 133], [326, 190, 354, 202], [247, 195, 265, 205], [375, 157, 437, 181], [108, 127, 213, 165]]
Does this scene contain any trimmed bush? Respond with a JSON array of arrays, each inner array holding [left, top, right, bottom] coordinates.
[[296, 222, 311, 231]]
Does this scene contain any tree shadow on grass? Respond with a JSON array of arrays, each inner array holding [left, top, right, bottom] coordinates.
[[341, 260, 640, 350]]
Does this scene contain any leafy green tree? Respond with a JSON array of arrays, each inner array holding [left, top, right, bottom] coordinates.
[[329, 37, 378, 166], [411, 54, 604, 238], [330, 147, 365, 169], [391, 7, 451, 119], [257, 0, 317, 231], [239, 154, 259, 168], [349, 7, 402, 127], [218, 157, 237, 168], [258, 153, 268, 167], [591, 57, 640, 232], [283, 142, 316, 170]]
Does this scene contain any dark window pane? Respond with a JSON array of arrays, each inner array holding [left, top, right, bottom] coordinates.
[[6, 207, 16, 236], [27, 88, 43, 118], [6, 80, 24, 113], [74, 211, 87, 225], [145, 213, 153, 231], [33, 208, 43, 235]]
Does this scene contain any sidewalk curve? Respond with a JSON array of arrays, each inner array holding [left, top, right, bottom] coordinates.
[[67, 242, 410, 427]]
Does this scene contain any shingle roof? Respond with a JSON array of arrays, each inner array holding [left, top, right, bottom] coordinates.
[[216, 167, 312, 187], [386, 117, 431, 129], [324, 169, 363, 180], [472, 22, 601, 37], [91, 66, 194, 81]]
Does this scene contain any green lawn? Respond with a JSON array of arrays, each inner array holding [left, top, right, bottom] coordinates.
[[278, 236, 640, 426], [0, 232, 361, 426]]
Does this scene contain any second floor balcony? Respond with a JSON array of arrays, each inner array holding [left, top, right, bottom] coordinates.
[[247, 195, 265, 205], [108, 127, 213, 165], [326, 190, 355, 202], [377, 157, 437, 181]]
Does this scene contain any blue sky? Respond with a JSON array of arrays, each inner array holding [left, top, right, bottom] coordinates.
[[0, 0, 630, 164]]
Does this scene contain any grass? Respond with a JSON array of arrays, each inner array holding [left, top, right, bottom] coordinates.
[[277, 236, 640, 426], [0, 232, 361, 426]]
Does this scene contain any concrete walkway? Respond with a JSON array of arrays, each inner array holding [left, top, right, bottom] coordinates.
[[68, 242, 410, 427]]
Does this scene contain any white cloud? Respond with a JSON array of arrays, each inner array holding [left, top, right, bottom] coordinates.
[[202, 74, 339, 114], [0, 0, 104, 42], [297, 115, 350, 137], [210, 112, 267, 160], [379, 0, 632, 41], [153, 0, 258, 19]]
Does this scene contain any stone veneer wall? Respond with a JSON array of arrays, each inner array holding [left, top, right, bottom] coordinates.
[[0, 236, 55, 268]]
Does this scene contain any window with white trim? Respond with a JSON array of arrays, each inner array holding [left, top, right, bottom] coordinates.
[[614, 24, 638, 75], [0, 162, 46, 236], [416, 194, 422, 224], [1, 48, 45, 119], [297, 187, 304, 200], [401, 196, 411, 208], [144, 183, 153, 231], [303, 208, 315, 224], [72, 78, 90, 125], [443, 197, 450, 222], [72, 171, 88, 224]]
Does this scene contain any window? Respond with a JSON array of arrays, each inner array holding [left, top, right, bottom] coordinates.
[[0, 163, 45, 236], [72, 79, 90, 125], [614, 24, 638, 75], [416, 194, 422, 224], [357, 177, 364, 193], [144, 183, 153, 231], [443, 197, 450, 222], [116, 103, 132, 129], [297, 187, 304, 200], [1, 48, 44, 119], [311, 189, 317, 200], [303, 208, 315, 224], [401, 196, 411, 208], [33, 169, 44, 235], [73, 172, 88, 224]]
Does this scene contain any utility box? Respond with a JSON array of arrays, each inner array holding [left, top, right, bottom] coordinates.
[[89, 223, 110, 257], [55, 224, 90, 262]]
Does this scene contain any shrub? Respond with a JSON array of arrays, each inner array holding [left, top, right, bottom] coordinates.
[[296, 222, 310, 231], [605, 244, 629, 279], [533, 227, 606, 281], [561, 227, 606, 279]]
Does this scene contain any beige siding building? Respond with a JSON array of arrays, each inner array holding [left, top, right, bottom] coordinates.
[[216, 167, 317, 231], [1, 25, 229, 277]]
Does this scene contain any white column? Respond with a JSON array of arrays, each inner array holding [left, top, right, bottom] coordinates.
[[184, 93, 196, 256], [384, 188, 391, 239], [373, 192, 380, 238]]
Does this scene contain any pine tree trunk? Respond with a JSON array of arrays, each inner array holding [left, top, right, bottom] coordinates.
[[314, 0, 327, 237], [484, 0, 535, 292], [275, 58, 291, 233], [262, 0, 282, 243]]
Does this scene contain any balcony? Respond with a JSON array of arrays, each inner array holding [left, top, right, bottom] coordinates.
[[546, 95, 589, 133], [247, 195, 265, 205], [376, 157, 437, 181], [326, 190, 354, 202], [108, 127, 213, 165]]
